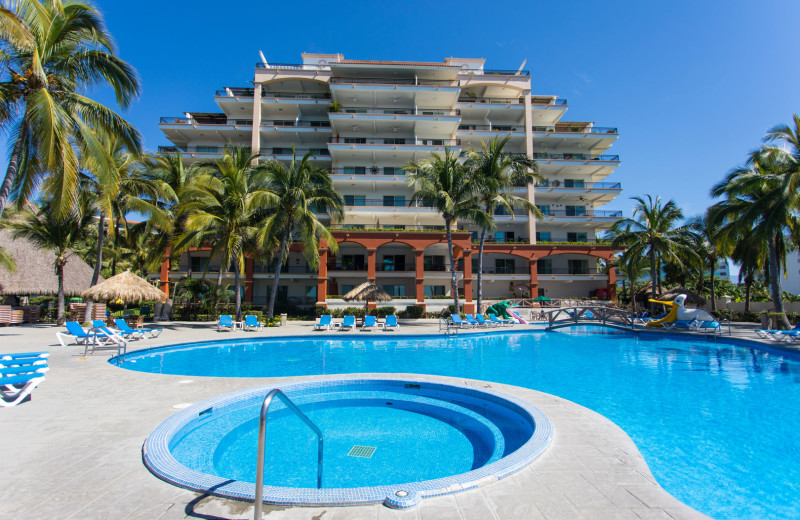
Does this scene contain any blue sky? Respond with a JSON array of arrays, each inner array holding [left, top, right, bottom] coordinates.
[[8, 0, 800, 225]]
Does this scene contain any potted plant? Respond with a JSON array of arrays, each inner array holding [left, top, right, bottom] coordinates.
[[328, 100, 341, 113]]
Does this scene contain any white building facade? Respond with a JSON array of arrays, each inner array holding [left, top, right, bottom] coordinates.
[[156, 53, 624, 312]]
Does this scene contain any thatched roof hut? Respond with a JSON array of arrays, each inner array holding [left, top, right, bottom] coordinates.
[[658, 287, 706, 306], [0, 229, 100, 297], [343, 282, 393, 303], [82, 270, 166, 304]]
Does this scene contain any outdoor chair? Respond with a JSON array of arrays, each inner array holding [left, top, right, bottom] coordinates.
[[662, 319, 697, 331], [488, 313, 513, 326], [383, 315, 399, 331], [114, 319, 162, 339], [475, 315, 495, 328], [244, 315, 264, 331], [0, 352, 49, 367], [695, 320, 722, 336], [85, 321, 127, 356], [56, 321, 94, 347], [464, 314, 481, 327], [340, 315, 356, 331], [449, 314, 469, 328], [755, 322, 800, 341], [217, 315, 234, 332], [361, 315, 376, 331], [314, 315, 332, 331], [0, 372, 46, 407]]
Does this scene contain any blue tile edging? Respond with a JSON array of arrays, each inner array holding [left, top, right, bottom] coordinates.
[[142, 377, 553, 509]]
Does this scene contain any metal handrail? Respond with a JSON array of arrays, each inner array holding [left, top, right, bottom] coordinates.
[[254, 389, 323, 519]]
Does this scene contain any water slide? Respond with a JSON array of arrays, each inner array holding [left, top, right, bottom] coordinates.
[[509, 310, 529, 324]]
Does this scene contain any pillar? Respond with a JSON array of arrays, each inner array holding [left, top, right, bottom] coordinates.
[[159, 247, 171, 298], [523, 90, 537, 243], [367, 249, 377, 282], [244, 257, 254, 303], [316, 248, 328, 307], [607, 262, 617, 302], [414, 249, 426, 310], [462, 249, 474, 314], [250, 82, 262, 162], [529, 259, 539, 298]]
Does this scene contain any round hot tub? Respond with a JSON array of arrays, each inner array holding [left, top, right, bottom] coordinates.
[[144, 378, 552, 508]]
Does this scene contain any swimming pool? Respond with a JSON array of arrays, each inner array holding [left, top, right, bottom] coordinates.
[[115, 327, 800, 519], [143, 378, 552, 507]]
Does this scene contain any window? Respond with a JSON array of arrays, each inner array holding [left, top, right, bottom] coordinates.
[[344, 137, 367, 144], [567, 232, 587, 242], [266, 286, 288, 302], [343, 166, 366, 175], [341, 284, 354, 295], [536, 205, 550, 216], [383, 285, 406, 297], [383, 195, 405, 207], [382, 255, 406, 271], [568, 259, 589, 274], [565, 205, 586, 216], [493, 231, 515, 243], [424, 255, 446, 271], [495, 206, 511, 216], [564, 179, 585, 188], [306, 286, 317, 299], [341, 255, 365, 271], [196, 146, 218, 153], [383, 166, 403, 176], [383, 138, 406, 145], [424, 285, 446, 297], [344, 195, 366, 206], [537, 259, 553, 275], [535, 232, 551, 242], [190, 257, 209, 272], [272, 147, 292, 154], [495, 258, 516, 274]]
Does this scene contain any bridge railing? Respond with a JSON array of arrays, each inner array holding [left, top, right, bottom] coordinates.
[[545, 306, 636, 330]]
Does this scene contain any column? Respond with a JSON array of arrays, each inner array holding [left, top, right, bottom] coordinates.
[[159, 248, 171, 298], [414, 249, 425, 310], [316, 248, 328, 307], [367, 249, 377, 282], [244, 257, 254, 303], [607, 262, 617, 302], [250, 82, 262, 162], [523, 90, 537, 243], [462, 249, 474, 314], [529, 259, 539, 299]]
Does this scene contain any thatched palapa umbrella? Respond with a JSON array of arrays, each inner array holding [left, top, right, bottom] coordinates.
[[343, 282, 392, 310], [82, 270, 167, 305]]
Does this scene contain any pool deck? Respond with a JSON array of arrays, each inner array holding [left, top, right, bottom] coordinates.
[[1, 319, 777, 520]]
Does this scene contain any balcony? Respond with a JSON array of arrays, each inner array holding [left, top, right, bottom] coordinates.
[[343, 198, 436, 210], [256, 62, 329, 71], [215, 87, 255, 97], [538, 268, 604, 276], [260, 120, 330, 129], [458, 124, 525, 133], [329, 137, 460, 146], [465, 69, 530, 77], [253, 265, 314, 274], [331, 107, 460, 116], [329, 225, 451, 232], [261, 147, 331, 158], [330, 77, 459, 87], [533, 153, 619, 162], [537, 181, 621, 190], [539, 209, 622, 218], [533, 125, 618, 134]]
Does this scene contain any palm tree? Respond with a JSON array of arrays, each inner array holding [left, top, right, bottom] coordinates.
[[687, 210, 734, 311], [406, 148, 486, 313], [8, 198, 92, 321], [464, 136, 542, 313], [177, 145, 275, 321], [616, 253, 649, 311], [710, 149, 800, 329], [259, 149, 343, 319], [0, 0, 141, 218], [0, 246, 14, 272], [609, 195, 697, 312]]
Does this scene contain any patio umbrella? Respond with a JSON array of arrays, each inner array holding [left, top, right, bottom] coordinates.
[[532, 296, 551, 302], [82, 270, 167, 304], [343, 282, 392, 309]]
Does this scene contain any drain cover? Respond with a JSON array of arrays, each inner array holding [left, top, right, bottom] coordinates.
[[348, 445, 376, 458]]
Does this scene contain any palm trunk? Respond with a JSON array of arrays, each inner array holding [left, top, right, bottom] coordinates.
[[56, 257, 66, 324], [84, 214, 105, 323], [111, 217, 120, 276], [767, 233, 791, 329], [744, 275, 752, 313], [233, 256, 242, 321], [268, 226, 292, 319], [709, 258, 717, 312], [445, 219, 460, 314], [0, 124, 26, 218], [649, 247, 657, 313], [476, 228, 487, 314], [216, 262, 224, 287]]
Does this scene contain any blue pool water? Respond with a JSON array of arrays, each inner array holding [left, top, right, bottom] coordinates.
[[118, 328, 800, 519]]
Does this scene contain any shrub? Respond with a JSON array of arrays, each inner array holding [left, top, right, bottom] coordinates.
[[376, 306, 396, 318], [399, 305, 424, 319], [315, 305, 328, 318]]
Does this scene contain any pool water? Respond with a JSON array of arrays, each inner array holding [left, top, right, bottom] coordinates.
[[118, 328, 800, 520]]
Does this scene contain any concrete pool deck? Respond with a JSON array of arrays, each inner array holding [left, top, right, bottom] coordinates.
[[1, 319, 773, 519]]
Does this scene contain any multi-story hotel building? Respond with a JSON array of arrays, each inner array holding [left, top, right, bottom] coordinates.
[[156, 53, 623, 312]]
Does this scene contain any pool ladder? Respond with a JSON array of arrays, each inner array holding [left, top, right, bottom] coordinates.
[[253, 389, 323, 520]]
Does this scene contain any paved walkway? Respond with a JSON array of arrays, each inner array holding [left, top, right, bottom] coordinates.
[[1, 319, 774, 520]]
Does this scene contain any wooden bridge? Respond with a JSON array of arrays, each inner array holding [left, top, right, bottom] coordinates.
[[544, 306, 637, 331]]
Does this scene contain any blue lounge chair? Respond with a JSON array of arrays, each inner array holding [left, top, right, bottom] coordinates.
[[314, 315, 332, 331], [244, 315, 264, 331], [696, 320, 722, 336], [218, 315, 234, 332], [464, 314, 481, 327], [0, 372, 46, 407], [449, 314, 468, 328], [362, 315, 376, 331], [340, 315, 356, 331], [56, 321, 94, 346], [488, 313, 513, 326], [383, 315, 399, 331], [0, 352, 49, 366], [0, 365, 49, 378], [114, 319, 163, 339], [475, 314, 495, 328], [662, 319, 697, 331], [755, 322, 800, 340]]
